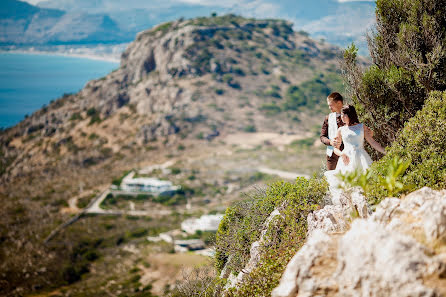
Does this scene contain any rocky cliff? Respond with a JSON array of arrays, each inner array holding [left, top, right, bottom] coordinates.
[[271, 187, 446, 297]]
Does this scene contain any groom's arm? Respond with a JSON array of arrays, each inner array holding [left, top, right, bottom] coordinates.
[[320, 116, 331, 146]]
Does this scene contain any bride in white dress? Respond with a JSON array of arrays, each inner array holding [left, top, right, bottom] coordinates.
[[324, 105, 385, 203]]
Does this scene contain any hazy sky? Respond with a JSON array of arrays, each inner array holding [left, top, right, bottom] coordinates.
[[22, 0, 375, 5]]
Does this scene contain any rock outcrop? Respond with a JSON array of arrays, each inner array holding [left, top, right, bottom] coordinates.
[[272, 187, 446, 297], [307, 188, 370, 235]]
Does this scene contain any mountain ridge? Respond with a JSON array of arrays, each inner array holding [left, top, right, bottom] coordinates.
[[3, 0, 375, 52], [0, 0, 128, 45]]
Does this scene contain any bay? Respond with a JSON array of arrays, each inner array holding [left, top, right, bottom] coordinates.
[[0, 53, 119, 128]]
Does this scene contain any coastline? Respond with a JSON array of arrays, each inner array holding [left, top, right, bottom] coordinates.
[[0, 43, 129, 64], [0, 49, 121, 64]]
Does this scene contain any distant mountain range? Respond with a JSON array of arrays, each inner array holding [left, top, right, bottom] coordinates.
[[2, 0, 375, 52], [0, 0, 127, 45]]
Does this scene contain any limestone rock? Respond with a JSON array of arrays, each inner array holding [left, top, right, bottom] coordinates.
[[307, 187, 370, 235], [307, 204, 347, 234], [273, 187, 446, 297]]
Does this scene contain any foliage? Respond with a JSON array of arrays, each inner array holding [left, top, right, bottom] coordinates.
[[365, 91, 446, 204], [260, 103, 281, 116], [86, 107, 101, 125], [243, 125, 256, 133], [342, 0, 446, 148], [283, 73, 343, 112], [338, 156, 410, 199], [339, 91, 446, 204], [215, 177, 327, 296]]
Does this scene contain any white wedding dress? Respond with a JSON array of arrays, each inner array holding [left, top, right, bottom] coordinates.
[[324, 123, 372, 204]]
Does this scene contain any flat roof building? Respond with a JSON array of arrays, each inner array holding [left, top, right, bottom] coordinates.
[[120, 171, 179, 194]]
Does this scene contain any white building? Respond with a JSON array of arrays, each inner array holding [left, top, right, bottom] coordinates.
[[181, 214, 224, 234], [120, 171, 179, 194]]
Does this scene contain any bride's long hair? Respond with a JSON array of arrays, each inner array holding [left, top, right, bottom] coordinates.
[[341, 105, 360, 125]]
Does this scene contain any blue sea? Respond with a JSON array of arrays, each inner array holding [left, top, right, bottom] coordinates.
[[0, 53, 119, 128]]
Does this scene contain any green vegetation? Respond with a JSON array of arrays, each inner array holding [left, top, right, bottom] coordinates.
[[259, 103, 281, 116], [63, 238, 102, 284], [144, 21, 174, 38], [243, 125, 256, 133], [215, 88, 225, 95], [86, 107, 101, 125], [283, 74, 336, 112], [215, 177, 327, 296], [342, 0, 446, 147], [338, 0, 446, 205], [69, 112, 82, 121], [341, 91, 446, 205]]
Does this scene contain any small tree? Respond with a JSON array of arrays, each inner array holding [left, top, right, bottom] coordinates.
[[342, 0, 446, 148]]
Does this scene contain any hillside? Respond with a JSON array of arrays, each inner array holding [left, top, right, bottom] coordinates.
[[1, 15, 349, 184], [0, 14, 353, 296]]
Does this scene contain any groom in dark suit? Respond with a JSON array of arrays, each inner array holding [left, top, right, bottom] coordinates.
[[320, 92, 345, 170]]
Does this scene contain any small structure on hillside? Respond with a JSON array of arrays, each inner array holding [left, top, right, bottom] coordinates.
[[181, 214, 224, 234], [119, 171, 180, 195]]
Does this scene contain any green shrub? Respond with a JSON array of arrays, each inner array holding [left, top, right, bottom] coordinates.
[[128, 228, 148, 238], [283, 75, 332, 111], [243, 125, 256, 133], [260, 103, 281, 116], [233, 67, 245, 76], [170, 167, 181, 175], [363, 91, 446, 204], [69, 112, 82, 121], [215, 177, 328, 296], [342, 0, 446, 147], [279, 75, 290, 83], [215, 88, 225, 95], [290, 137, 315, 148], [112, 170, 132, 187]]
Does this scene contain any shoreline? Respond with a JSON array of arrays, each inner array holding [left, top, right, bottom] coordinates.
[[0, 49, 121, 64]]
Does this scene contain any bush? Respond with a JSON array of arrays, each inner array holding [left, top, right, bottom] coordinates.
[[215, 88, 225, 95], [282, 73, 341, 112], [342, 0, 446, 147], [128, 228, 148, 238], [260, 103, 281, 116], [362, 91, 446, 204], [243, 125, 256, 133], [112, 170, 132, 187], [215, 177, 327, 296]]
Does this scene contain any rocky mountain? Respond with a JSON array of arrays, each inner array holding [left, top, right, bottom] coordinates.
[[0, 0, 127, 45], [1, 14, 350, 184]]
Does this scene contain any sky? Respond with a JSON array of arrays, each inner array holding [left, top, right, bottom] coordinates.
[[22, 0, 375, 5]]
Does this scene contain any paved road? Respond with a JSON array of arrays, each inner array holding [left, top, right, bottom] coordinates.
[[84, 189, 171, 216]]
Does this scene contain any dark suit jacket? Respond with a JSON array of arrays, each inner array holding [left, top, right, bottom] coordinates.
[[320, 114, 345, 170]]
